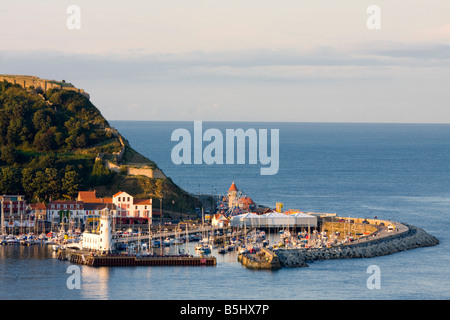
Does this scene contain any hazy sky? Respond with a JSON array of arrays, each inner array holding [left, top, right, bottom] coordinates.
[[1, 0, 450, 123]]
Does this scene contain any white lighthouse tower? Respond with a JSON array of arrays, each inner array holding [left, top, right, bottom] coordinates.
[[98, 207, 113, 252], [82, 207, 114, 253]]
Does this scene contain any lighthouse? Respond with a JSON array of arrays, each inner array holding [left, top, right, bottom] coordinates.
[[98, 207, 113, 252], [82, 207, 114, 253]]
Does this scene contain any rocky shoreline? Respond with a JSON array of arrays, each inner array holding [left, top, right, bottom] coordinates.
[[275, 224, 439, 267]]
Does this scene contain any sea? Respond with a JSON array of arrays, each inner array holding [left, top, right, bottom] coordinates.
[[1, 121, 449, 301]]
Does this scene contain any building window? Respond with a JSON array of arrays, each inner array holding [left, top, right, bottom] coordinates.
[[118, 197, 121, 201], [127, 197, 130, 202]]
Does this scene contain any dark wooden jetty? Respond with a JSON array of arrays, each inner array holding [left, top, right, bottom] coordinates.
[[57, 248, 216, 267]]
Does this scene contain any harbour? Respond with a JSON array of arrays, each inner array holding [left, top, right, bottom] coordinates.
[[1, 122, 449, 300]]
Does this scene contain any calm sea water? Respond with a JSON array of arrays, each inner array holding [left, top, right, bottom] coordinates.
[[1, 122, 449, 300]]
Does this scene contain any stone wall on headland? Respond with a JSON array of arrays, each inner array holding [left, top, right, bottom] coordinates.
[[0, 74, 90, 99], [275, 224, 439, 267]]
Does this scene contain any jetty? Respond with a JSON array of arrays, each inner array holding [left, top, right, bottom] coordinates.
[[57, 248, 216, 267]]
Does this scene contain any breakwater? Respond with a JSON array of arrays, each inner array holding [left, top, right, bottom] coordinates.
[[275, 224, 439, 267]]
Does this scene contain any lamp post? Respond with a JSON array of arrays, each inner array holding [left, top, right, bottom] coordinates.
[[172, 200, 175, 221]]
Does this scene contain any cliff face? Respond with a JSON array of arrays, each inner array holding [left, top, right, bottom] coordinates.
[[0, 76, 196, 212]]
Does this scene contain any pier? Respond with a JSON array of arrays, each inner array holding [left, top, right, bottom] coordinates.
[[57, 248, 216, 267]]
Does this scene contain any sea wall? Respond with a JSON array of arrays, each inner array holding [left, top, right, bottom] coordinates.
[[275, 224, 439, 267]]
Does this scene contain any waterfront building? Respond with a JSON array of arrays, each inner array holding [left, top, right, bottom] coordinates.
[[237, 196, 255, 211], [211, 213, 229, 228], [0, 195, 31, 231], [30, 203, 47, 221], [112, 191, 152, 225], [77, 190, 112, 204], [229, 211, 318, 228], [47, 200, 84, 226]]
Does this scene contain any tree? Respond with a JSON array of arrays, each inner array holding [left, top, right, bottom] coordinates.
[[0, 167, 22, 194], [21, 168, 35, 196], [31, 170, 48, 201], [0, 144, 17, 165], [90, 159, 113, 185], [62, 170, 80, 199], [45, 167, 62, 200]]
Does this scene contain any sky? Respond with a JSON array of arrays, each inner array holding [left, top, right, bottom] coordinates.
[[1, 0, 450, 123]]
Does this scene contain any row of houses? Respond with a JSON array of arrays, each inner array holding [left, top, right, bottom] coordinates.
[[0, 191, 153, 227]]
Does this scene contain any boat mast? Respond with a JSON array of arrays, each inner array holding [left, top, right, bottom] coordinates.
[[148, 212, 152, 255], [0, 198, 4, 236]]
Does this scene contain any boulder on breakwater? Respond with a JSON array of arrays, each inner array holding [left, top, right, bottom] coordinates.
[[275, 224, 439, 268]]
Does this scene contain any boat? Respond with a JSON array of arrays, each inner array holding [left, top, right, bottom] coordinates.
[[163, 238, 171, 247], [226, 244, 236, 251], [238, 245, 249, 254], [151, 239, 161, 248], [217, 247, 227, 254], [195, 242, 212, 254], [172, 237, 183, 245]]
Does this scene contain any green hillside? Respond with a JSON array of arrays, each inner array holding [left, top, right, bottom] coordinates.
[[0, 80, 197, 214]]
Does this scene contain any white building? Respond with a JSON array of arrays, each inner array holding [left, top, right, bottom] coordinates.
[[47, 200, 84, 224], [113, 191, 152, 224], [211, 213, 229, 228], [230, 211, 317, 228], [82, 208, 114, 252]]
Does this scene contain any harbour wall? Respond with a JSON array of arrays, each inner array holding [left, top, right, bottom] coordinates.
[[57, 248, 216, 267], [275, 224, 439, 267]]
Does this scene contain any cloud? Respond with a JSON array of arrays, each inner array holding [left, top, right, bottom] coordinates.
[[1, 41, 449, 123], [1, 41, 448, 86]]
